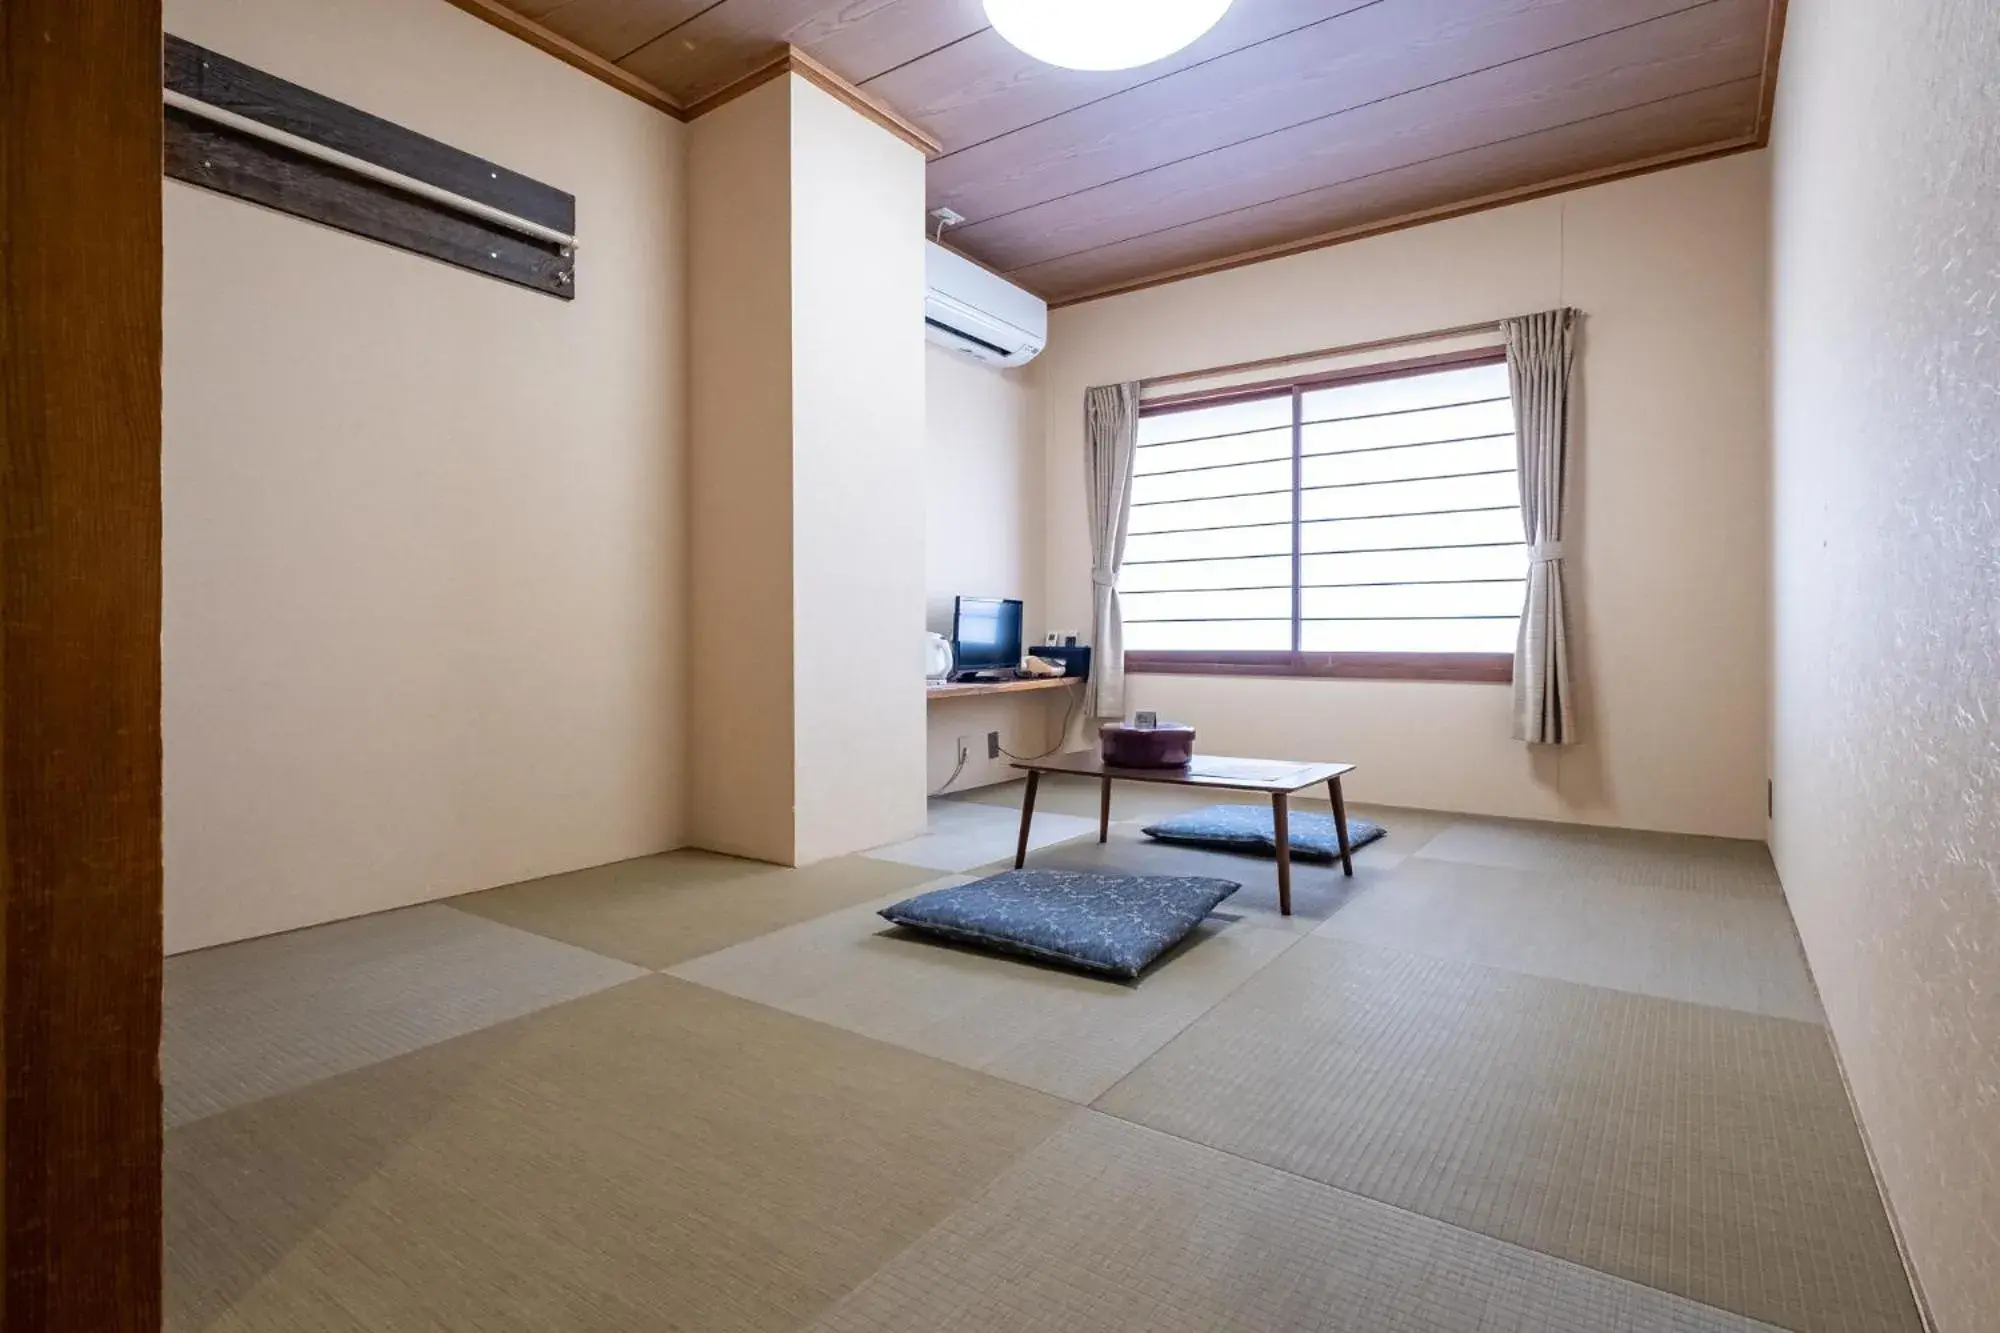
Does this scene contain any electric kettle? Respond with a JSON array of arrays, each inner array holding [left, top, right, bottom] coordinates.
[[924, 632, 954, 682]]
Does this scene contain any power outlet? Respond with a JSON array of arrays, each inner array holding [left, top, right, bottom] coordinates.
[[987, 731, 1001, 759]]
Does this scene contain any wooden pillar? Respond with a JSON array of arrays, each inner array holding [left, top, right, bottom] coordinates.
[[1, 0, 165, 1326]]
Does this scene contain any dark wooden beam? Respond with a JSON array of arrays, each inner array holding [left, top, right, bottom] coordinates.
[[164, 35, 577, 299], [1, 0, 166, 1326]]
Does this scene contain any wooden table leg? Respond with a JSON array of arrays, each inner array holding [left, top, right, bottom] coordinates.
[[1272, 792, 1292, 916], [1098, 775, 1112, 843], [1328, 775, 1354, 877], [1015, 770, 1040, 869]]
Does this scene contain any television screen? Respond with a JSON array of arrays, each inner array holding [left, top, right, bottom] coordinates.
[[952, 596, 1023, 673]]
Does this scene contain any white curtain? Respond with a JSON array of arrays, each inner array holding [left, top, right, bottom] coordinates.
[[1503, 309, 1578, 744], [1083, 382, 1140, 718]]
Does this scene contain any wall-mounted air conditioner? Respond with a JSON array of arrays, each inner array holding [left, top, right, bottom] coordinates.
[[925, 240, 1046, 367]]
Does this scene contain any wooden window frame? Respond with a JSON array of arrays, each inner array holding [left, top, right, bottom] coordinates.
[[1126, 346, 1517, 685]]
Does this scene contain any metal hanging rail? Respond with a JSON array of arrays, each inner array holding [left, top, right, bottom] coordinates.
[[164, 88, 579, 252]]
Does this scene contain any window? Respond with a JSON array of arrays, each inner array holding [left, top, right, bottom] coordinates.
[[1122, 352, 1523, 681]]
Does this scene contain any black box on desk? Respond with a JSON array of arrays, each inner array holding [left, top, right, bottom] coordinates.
[[1035, 644, 1091, 680]]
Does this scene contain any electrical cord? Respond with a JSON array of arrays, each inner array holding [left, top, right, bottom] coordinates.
[[930, 737, 970, 797], [998, 679, 1086, 763]]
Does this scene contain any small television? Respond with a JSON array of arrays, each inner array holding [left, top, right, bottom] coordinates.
[[951, 596, 1023, 677]]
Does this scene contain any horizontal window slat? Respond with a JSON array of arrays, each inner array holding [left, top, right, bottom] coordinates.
[[1135, 453, 1294, 480], [1304, 544, 1525, 586], [1300, 508, 1524, 553], [1306, 473, 1519, 524], [1305, 581, 1524, 620], [1126, 618, 1290, 652], [1297, 393, 1509, 429], [1119, 553, 1293, 592], [1127, 650, 1514, 684], [1126, 615, 1523, 625], [1306, 467, 1513, 493], [1125, 538, 1524, 567], [1121, 582, 1292, 595], [1300, 361, 1509, 421], [1121, 576, 1524, 593], [1136, 395, 1292, 448], [1305, 407, 1516, 457], [1131, 484, 1292, 509], [1128, 490, 1293, 536], [1133, 504, 1520, 542], [1302, 435, 1514, 487], [1304, 576, 1524, 588], [1303, 617, 1519, 653], [1123, 587, 1292, 621], [1130, 457, 1290, 507], [1305, 501, 1519, 526], [1124, 525, 1293, 563]]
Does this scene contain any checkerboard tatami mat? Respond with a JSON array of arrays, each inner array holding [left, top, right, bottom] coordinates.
[[804, 1111, 1791, 1333], [1094, 937, 1922, 1333], [168, 977, 1072, 1333], [163, 803, 1920, 1333], [164, 904, 645, 1127], [671, 890, 1301, 1103]]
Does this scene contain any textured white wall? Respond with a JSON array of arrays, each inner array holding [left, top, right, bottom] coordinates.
[[164, 0, 688, 951], [790, 76, 930, 862], [924, 346, 1054, 792], [1769, 4, 2000, 1330], [1042, 155, 1772, 837], [687, 76, 798, 863]]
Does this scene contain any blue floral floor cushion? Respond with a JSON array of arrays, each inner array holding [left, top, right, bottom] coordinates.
[[878, 870, 1240, 981], [1142, 804, 1386, 862]]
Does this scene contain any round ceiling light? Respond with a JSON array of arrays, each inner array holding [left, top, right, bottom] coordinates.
[[983, 0, 1234, 72]]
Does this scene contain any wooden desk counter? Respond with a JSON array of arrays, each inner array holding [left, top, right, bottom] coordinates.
[[925, 676, 1079, 701]]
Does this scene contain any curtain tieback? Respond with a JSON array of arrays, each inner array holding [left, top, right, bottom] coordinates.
[[1090, 571, 1117, 589], [1529, 540, 1566, 562]]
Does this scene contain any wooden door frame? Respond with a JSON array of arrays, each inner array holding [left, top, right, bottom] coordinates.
[[2, 0, 166, 1327]]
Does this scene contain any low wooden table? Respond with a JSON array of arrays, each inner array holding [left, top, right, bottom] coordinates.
[[1010, 751, 1358, 916]]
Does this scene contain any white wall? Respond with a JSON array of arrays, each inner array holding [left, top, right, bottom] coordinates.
[[790, 77, 929, 861], [163, 0, 688, 952], [1769, 3, 2000, 1329], [687, 76, 798, 864], [923, 345, 1058, 791], [1040, 153, 1772, 838]]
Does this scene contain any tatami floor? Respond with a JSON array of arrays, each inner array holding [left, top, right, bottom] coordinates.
[[165, 777, 1921, 1333]]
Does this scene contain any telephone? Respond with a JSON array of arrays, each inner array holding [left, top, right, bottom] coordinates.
[[1017, 655, 1067, 678]]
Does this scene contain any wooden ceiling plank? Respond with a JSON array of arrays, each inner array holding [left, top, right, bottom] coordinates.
[[681, 46, 942, 154], [866, 0, 1376, 155], [439, 0, 686, 114], [953, 0, 1765, 273], [621, 0, 987, 102], [524, 0, 717, 66], [928, 0, 1703, 226], [1017, 79, 1761, 302]]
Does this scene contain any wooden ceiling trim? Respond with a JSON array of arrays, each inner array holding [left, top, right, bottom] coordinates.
[[438, 0, 686, 116], [683, 46, 942, 155], [866, 2, 1381, 156], [1754, 0, 1789, 140], [530, 0, 717, 65], [1015, 78, 1760, 298], [622, 0, 988, 103], [926, 0, 1700, 226], [679, 43, 793, 117], [953, 0, 1764, 272]]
